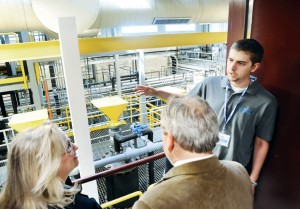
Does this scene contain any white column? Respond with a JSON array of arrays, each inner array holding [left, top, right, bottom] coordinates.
[[114, 54, 121, 97], [27, 61, 42, 110], [57, 17, 99, 201], [138, 50, 147, 125]]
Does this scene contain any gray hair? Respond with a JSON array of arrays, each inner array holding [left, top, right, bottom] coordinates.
[[161, 96, 219, 153]]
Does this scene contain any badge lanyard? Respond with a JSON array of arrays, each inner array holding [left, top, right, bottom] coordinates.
[[222, 82, 248, 132]]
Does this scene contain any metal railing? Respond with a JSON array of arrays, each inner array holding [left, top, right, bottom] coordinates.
[[73, 152, 165, 184], [73, 152, 166, 208], [101, 191, 143, 208]]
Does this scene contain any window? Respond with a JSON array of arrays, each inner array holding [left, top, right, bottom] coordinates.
[[114, 0, 151, 9], [121, 25, 158, 34], [165, 24, 196, 32]]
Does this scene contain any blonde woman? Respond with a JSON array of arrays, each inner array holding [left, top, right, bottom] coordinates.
[[0, 121, 101, 209]]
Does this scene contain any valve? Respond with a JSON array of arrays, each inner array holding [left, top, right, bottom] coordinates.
[[130, 122, 148, 135]]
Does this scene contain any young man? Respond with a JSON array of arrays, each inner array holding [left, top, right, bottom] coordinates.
[[132, 96, 253, 209], [135, 39, 277, 188]]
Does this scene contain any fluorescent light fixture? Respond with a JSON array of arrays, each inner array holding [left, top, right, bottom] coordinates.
[[165, 24, 196, 32]]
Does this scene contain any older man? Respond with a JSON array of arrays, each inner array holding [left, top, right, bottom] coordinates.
[[132, 96, 253, 209]]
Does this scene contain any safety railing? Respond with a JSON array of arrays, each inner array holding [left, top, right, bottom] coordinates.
[[101, 191, 143, 208], [123, 94, 140, 124], [46, 94, 164, 136], [0, 92, 164, 142], [73, 152, 165, 184], [73, 152, 165, 208], [0, 60, 28, 89], [145, 102, 163, 128], [0, 127, 16, 164], [0, 32, 28, 88]]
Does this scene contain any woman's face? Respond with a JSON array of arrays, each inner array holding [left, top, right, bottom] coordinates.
[[57, 138, 79, 181]]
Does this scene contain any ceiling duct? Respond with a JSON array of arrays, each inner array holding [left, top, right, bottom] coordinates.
[[0, 0, 229, 38]]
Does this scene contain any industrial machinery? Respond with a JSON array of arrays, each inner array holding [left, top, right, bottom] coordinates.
[[91, 96, 160, 208]]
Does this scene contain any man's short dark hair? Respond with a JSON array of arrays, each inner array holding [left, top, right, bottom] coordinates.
[[231, 39, 264, 64]]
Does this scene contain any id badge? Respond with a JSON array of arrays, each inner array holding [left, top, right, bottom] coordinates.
[[217, 132, 231, 147]]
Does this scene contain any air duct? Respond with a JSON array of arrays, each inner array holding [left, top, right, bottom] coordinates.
[[0, 0, 229, 38], [0, 0, 100, 37], [93, 0, 229, 29]]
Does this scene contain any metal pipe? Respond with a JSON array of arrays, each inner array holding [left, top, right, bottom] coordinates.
[[114, 54, 121, 97], [140, 128, 155, 183], [73, 152, 165, 184], [142, 128, 153, 142], [43, 81, 53, 120], [148, 155, 155, 184], [111, 73, 138, 91], [0, 94, 7, 117], [138, 50, 147, 125], [96, 140, 162, 168], [114, 132, 138, 153], [113, 127, 153, 153], [69, 140, 163, 176], [9, 92, 18, 114]]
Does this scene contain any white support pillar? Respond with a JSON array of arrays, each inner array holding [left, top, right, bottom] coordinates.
[[27, 61, 42, 110], [57, 17, 99, 201], [138, 50, 147, 125], [114, 54, 121, 97]]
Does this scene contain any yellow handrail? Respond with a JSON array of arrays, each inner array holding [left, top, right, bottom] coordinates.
[[19, 61, 28, 89], [38, 93, 164, 135], [100, 191, 143, 208], [0, 59, 28, 89]]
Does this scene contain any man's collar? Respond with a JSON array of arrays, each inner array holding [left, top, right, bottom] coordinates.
[[221, 75, 260, 95], [162, 155, 220, 181], [174, 154, 214, 167], [221, 76, 229, 88]]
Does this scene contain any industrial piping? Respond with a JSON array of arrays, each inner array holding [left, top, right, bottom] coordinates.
[[70, 140, 163, 176]]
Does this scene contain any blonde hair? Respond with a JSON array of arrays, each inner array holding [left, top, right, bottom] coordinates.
[[0, 121, 79, 209]]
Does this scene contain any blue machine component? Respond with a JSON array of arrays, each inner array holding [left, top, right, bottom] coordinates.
[[130, 122, 148, 135]]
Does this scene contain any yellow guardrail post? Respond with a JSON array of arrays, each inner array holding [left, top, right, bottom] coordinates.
[[129, 95, 134, 124], [100, 191, 143, 209], [19, 60, 28, 89], [34, 62, 41, 84], [65, 107, 71, 131]]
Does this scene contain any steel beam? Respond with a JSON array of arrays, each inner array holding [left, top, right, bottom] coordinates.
[[0, 32, 227, 62]]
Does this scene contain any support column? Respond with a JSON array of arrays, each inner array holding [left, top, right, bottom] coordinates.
[[114, 54, 122, 97], [138, 50, 147, 125], [49, 65, 61, 116], [10, 92, 18, 114], [58, 17, 99, 201], [27, 61, 42, 110], [0, 94, 7, 117]]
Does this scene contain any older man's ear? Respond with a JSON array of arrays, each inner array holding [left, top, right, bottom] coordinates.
[[165, 131, 175, 153]]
